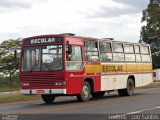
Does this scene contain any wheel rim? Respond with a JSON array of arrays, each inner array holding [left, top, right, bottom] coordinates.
[[128, 81, 134, 92], [82, 85, 89, 98]]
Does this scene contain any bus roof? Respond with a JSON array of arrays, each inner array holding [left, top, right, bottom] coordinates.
[[23, 33, 97, 41], [23, 33, 149, 46]]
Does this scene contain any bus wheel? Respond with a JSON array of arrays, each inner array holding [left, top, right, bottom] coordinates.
[[91, 91, 105, 98], [41, 95, 55, 104], [118, 78, 134, 96], [77, 81, 91, 102]]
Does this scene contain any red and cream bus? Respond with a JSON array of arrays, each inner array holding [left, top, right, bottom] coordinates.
[[19, 33, 153, 103]]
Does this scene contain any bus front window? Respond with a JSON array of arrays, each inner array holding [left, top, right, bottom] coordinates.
[[21, 45, 63, 72]]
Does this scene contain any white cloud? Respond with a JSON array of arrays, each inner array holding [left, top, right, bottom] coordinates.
[[0, 0, 149, 43], [0, 0, 34, 13]]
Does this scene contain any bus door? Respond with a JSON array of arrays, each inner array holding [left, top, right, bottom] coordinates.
[[65, 44, 84, 94], [99, 41, 115, 91], [84, 40, 101, 92]]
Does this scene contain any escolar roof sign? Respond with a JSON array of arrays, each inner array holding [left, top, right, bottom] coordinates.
[[23, 37, 63, 45]]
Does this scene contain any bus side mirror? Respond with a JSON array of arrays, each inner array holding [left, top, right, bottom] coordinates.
[[68, 45, 72, 53]]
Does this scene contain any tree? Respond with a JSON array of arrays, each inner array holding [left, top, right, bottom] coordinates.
[[141, 1, 160, 69], [0, 39, 21, 86]]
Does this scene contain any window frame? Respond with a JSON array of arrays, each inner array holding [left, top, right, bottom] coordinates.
[[112, 43, 124, 53], [112, 42, 125, 62], [99, 41, 113, 62], [140, 45, 151, 63], [135, 45, 140, 54], [66, 45, 84, 71], [141, 46, 150, 55], [21, 45, 63, 72], [134, 45, 142, 63], [124, 44, 135, 62], [124, 44, 134, 53], [84, 40, 99, 62]]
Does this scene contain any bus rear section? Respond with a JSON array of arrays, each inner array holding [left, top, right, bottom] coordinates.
[[98, 40, 153, 96]]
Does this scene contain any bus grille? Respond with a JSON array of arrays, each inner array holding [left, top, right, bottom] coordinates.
[[20, 73, 64, 86]]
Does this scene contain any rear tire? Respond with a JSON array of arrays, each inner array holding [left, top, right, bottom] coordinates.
[[91, 91, 105, 98], [118, 78, 134, 96], [41, 95, 55, 104], [77, 81, 91, 102]]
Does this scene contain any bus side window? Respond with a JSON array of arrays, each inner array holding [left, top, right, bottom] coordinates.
[[99, 42, 112, 62], [84, 41, 99, 62], [135, 45, 141, 62], [66, 45, 83, 71], [113, 43, 125, 62], [141, 46, 151, 62], [124, 44, 135, 62]]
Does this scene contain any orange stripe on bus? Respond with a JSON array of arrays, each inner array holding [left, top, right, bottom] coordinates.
[[84, 63, 152, 74]]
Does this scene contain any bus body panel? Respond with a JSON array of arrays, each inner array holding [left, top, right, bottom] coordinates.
[[65, 71, 84, 94], [84, 63, 101, 92], [19, 34, 153, 97]]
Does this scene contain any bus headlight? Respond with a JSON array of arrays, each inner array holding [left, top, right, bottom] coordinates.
[[21, 83, 30, 86], [55, 82, 66, 86]]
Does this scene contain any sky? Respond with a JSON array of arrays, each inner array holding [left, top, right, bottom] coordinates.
[[0, 0, 150, 43]]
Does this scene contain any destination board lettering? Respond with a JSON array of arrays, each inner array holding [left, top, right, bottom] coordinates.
[[23, 37, 63, 45], [31, 38, 56, 44], [102, 65, 123, 72]]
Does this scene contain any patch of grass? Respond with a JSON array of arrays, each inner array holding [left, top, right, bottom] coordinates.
[[137, 83, 160, 89], [0, 87, 20, 92], [0, 75, 20, 92], [0, 95, 41, 104], [0, 75, 19, 87], [153, 80, 160, 82]]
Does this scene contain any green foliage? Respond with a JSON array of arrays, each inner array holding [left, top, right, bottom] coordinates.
[[141, 4, 160, 44], [0, 54, 19, 74], [141, 2, 160, 69], [0, 38, 21, 86], [1, 39, 21, 50], [0, 75, 19, 87], [0, 50, 5, 56]]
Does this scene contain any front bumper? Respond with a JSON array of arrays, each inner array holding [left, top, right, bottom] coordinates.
[[20, 89, 66, 95]]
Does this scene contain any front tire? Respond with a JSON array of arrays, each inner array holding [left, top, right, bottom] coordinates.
[[77, 81, 91, 102], [41, 95, 55, 104], [118, 78, 134, 96]]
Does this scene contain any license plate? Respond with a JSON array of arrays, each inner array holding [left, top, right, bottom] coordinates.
[[36, 90, 45, 94]]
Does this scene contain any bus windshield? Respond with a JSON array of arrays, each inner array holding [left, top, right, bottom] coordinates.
[[21, 45, 63, 72]]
